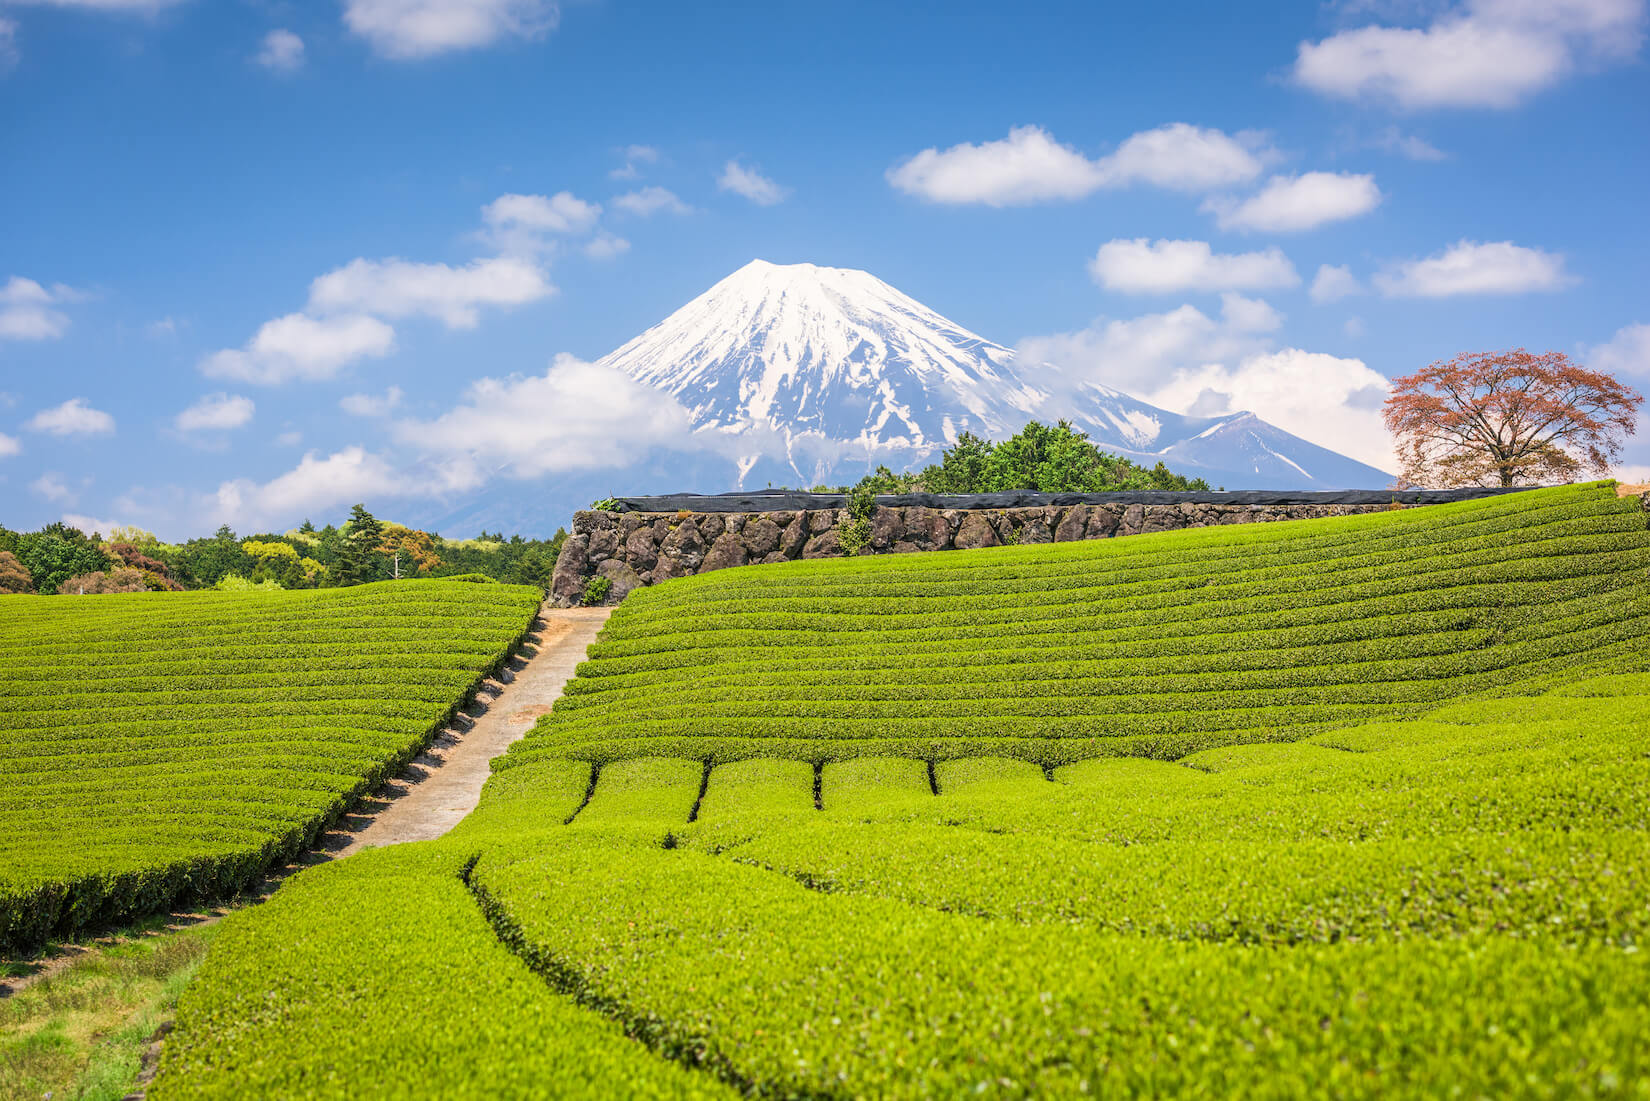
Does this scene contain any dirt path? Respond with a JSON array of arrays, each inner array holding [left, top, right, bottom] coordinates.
[[2, 602, 611, 998], [332, 603, 611, 853]]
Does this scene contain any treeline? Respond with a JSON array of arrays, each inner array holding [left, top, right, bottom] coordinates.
[[820, 420, 1214, 495], [0, 504, 566, 595]]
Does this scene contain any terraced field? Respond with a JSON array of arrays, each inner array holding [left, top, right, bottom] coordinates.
[[137, 483, 1650, 1096], [0, 580, 542, 952]]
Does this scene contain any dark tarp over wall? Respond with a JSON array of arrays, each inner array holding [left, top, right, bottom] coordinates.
[[606, 487, 1538, 514]]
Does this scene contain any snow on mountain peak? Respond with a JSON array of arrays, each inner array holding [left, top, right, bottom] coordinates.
[[596, 260, 1392, 490]]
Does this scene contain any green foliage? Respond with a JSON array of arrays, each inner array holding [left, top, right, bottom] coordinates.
[[111, 486, 1650, 1097], [842, 420, 1212, 496], [213, 573, 282, 592], [0, 580, 542, 951], [836, 483, 877, 556], [8, 523, 114, 595], [581, 576, 612, 606], [589, 497, 620, 512]]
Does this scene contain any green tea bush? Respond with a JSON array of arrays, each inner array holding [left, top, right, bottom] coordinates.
[[149, 484, 1650, 1098], [0, 579, 541, 951]]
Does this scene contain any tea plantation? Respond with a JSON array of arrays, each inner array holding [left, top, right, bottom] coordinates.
[[0, 580, 542, 952], [97, 484, 1650, 1095]]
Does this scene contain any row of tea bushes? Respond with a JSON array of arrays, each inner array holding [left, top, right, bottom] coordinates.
[[0, 580, 542, 952]]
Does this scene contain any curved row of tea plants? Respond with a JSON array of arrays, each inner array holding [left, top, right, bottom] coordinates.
[[507, 482, 1650, 766], [0, 579, 542, 952], [151, 484, 1650, 1098]]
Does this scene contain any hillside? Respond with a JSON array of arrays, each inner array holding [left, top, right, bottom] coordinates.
[[149, 483, 1650, 1099], [0, 580, 541, 951]]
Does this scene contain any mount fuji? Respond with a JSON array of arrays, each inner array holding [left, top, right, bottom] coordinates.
[[595, 259, 1390, 492]]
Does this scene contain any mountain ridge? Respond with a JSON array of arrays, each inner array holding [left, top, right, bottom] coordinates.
[[595, 259, 1391, 491]]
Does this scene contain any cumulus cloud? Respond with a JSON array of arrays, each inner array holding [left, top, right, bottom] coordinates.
[[482, 191, 600, 235], [1203, 172, 1383, 233], [342, 0, 559, 59], [610, 144, 659, 180], [176, 393, 255, 432], [0, 432, 19, 457], [211, 446, 403, 528], [30, 472, 75, 504], [1582, 321, 1650, 378], [27, 397, 115, 436], [1017, 297, 1395, 471], [1374, 239, 1573, 297], [307, 256, 553, 328], [612, 186, 691, 217], [393, 354, 695, 487], [1310, 263, 1365, 303], [340, 386, 405, 417], [886, 123, 1269, 206], [1367, 126, 1448, 160], [1294, 0, 1647, 109], [0, 276, 79, 341], [201, 313, 396, 384], [718, 159, 788, 205], [583, 233, 629, 260], [1089, 238, 1300, 295], [255, 28, 305, 72]]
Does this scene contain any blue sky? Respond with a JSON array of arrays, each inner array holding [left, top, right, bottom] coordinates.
[[2, 0, 1647, 538]]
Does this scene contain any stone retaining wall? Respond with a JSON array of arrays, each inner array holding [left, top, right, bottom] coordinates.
[[550, 500, 1398, 606]]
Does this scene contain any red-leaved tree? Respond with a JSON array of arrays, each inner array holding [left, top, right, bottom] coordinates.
[[1383, 349, 1643, 488]]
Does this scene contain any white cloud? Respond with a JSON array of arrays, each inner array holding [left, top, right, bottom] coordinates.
[[1294, 0, 1646, 109], [1100, 123, 1272, 192], [1344, 316, 1367, 338], [481, 191, 600, 235], [1151, 349, 1397, 472], [612, 186, 691, 217], [1368, 126, 1448, 160], [30, 472, 75, 504], [255, 28, 305, 72], [340, 385, 405, 417], [1017, 298, 1395, 471], [307, 256, 553, 328], [0, 276, 78, 341], [0, 432, 19, 457], [1375, 239, 1573, 297], [1310, 263, 1365, 303], [27, 397, 115, 436], [610, 144, 659, 179], [0, 18, 16, 71], [394, 354, 695, 487], [1089, 238, 1300, 295], [1203, 172, 1382, 233], [61, 513, 123, 538], [275, 429, 303, 446], [342, 0, 559, 59], [1582, 321, 1650, 378], [201, 313, 396, 384], [176, 393, 255, 432], [886, 123, 1268, 206], [211, 446, 403, 528], [583, 233, 629, 260], [718, 159, 788, 205]]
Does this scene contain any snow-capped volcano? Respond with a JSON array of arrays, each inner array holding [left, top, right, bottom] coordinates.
[[597, 259, 1390, 490]]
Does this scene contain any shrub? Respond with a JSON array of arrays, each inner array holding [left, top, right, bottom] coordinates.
[[582, 576, 612, 606]]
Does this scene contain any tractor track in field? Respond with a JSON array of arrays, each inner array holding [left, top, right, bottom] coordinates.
[[1, 602, 612, 1006]]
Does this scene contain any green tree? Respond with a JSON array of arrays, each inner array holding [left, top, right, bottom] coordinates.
[[334, 505, 387, 587], [14, 524, 114, 594]]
